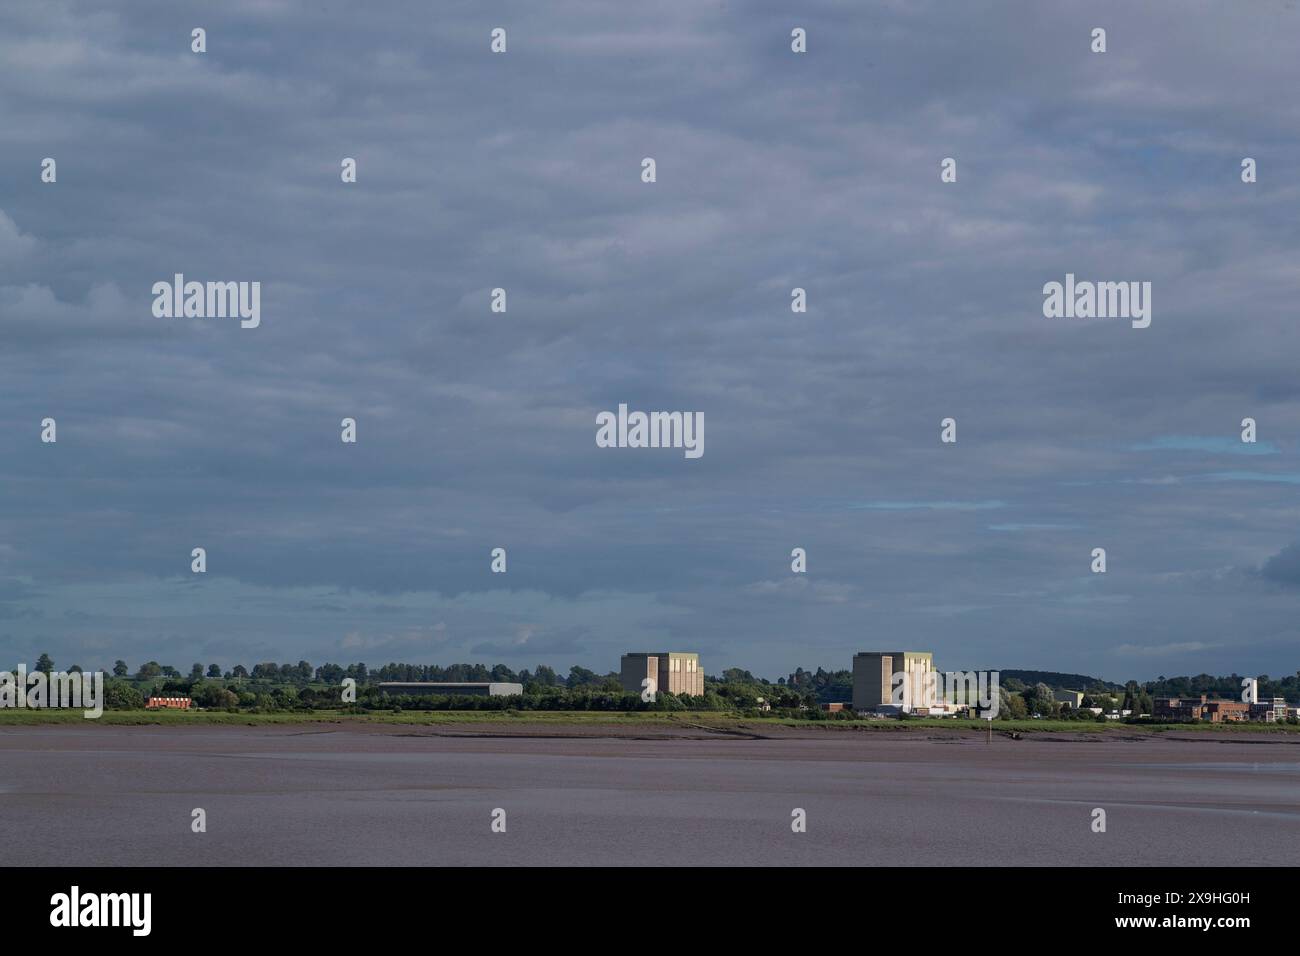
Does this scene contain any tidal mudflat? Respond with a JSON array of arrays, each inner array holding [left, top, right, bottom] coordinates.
[[2, 724, 1296, 866]]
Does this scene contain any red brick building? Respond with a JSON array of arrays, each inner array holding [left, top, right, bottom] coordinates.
[[146, 696, 192, 710], [1153, 695, 1249, 723]]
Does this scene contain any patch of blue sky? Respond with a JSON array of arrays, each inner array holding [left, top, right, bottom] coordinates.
[[1191, 471, 1300, 485], [987, 522, 1080, 532], [848, 500, 1006, 512], [1131, 436, 1280, 456]]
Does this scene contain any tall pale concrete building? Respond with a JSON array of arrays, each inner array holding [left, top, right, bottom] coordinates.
[[620, 652, 704, 697], [852, 651, 934, 713]]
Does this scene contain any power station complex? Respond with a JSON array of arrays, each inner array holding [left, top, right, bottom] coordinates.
[[851, 650, 935, 713], [619, 652, 704, 697]]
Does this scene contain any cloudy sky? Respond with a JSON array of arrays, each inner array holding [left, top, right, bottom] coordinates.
[[2, 0, 1300, 683]]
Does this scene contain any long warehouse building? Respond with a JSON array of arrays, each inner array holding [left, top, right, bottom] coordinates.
[[377, 682, 524, 697]]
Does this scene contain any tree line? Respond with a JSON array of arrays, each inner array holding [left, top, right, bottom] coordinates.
[[20, 654, 1300, 712]]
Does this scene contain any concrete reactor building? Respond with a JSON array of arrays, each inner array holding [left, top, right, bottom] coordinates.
[[620, 652, 704, 697], [852, 651, 935, 713]]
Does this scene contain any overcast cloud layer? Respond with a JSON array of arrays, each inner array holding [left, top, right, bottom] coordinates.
[[3, 0, 1300, 682]]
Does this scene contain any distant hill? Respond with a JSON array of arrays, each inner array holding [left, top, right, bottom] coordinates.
[[999, 670, 1123, 693]]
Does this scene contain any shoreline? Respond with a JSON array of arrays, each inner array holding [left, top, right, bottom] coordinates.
[[4, 723, 1299, 866], [3, 709, 1300, 740]]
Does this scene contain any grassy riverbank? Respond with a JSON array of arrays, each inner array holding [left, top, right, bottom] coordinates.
[[3, 708, 1299, 734]]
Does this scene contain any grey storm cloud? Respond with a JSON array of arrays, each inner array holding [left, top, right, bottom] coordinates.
[[2, 0, 1300, 681], [1259, 543, 1300, 588]]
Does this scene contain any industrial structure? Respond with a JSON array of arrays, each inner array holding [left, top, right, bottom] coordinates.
[[619, 652, 703, 697], [1252, 697, 1289, 722], [377, 682, 523, 697], [1152, 695, 1250, 723], [852, 651, 934, 713], [1053, 689, 1085, 708]]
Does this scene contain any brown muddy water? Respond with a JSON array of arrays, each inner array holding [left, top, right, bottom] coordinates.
[[1, 724, 1297, 866]]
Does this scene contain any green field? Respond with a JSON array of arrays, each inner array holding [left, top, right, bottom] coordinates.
[[2, 708, 1298, 734]]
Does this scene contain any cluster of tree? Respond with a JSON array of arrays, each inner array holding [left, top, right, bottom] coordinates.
[[1142, 672, 1300, 704], [96, 677, 283, 711], [365, 662, 619, 691], [108, 660, 616, 690], [783, 666, 852, 702], [106, 659, 349, 683], [999, 670, 1122, 694], [997, 683, 1056, 718], [996, 681, 1175, 721], [1119, 682, 1155, 714]]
